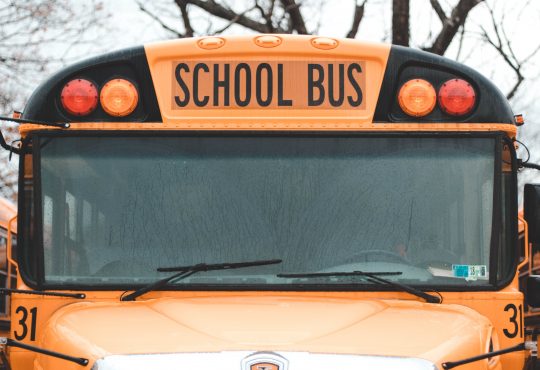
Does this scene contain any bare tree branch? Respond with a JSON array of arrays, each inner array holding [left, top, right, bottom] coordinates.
[[392, 0, 409, 46], [280, 0, 308, 34], [184, 0, 286, 33], [454, 25, 466, 61], [211, 4, 258, 34], [137, 1, 183, 37], [478, 3, 540, 100], [254, 0, 276, 33], [346, 0, 367, 39], [429, 0, 447, 23], [311, 0, 325, 34], [425, 0, 483, 55], [175, 0, 195, 37]]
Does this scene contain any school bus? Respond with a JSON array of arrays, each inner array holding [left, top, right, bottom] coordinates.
[[0, 197, 16, 338], [521, 196, 540, 335], [0, 34, 539, 370]]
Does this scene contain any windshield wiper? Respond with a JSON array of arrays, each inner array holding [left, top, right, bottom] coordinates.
[[121, 259, 282, 301], [277, 270, 441, 304]]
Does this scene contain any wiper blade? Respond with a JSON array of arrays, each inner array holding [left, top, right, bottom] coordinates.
[[157, 259, 282, 272], [278, 271, 403, 278], [277, 270, 441, 304], [121, 258, 282, 301]]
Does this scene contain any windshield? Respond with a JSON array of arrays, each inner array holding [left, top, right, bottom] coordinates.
[[32, 134, 506, 289]]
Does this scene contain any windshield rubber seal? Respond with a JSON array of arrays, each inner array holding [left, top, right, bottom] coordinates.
[[19, 130, 517, 293]]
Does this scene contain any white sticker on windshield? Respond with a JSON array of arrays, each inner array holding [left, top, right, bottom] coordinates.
[[452, 265, 487, 280]]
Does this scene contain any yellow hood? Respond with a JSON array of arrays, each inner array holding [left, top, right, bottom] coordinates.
[[38, 295, 492, 368]]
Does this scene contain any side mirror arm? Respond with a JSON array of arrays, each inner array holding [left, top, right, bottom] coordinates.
[[0, 129, 19, 156]]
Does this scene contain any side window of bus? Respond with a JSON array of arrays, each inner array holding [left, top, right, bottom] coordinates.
[[44, 188, 108, 278], [44, 191, 88, 276], [43, 194, 54, 274]]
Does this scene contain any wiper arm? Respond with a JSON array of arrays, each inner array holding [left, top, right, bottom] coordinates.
[[1, 115, 70, 155], [277, 270, 441, 304], [121, 259, 282, 301], [0, 115, 70, 128], [0, 288, 85, 299]]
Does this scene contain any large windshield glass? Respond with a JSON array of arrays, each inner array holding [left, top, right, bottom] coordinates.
[[37, 135, 499, 288]]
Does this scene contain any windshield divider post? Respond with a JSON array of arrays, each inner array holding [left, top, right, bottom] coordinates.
[[505, 135, 519, 279], [488, 135, 504, 285]]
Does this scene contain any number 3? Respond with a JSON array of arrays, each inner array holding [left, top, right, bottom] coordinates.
[[14, 306, 37, 341], [503, 303, 523, 339]]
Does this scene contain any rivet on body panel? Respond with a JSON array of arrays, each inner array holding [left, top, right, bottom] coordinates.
[[311, 37, 339, 50], [197, 37, 225, 50], [254, 35, 282, 48]]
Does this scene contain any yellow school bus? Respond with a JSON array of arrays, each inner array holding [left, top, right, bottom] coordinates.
[[521, 197, 540, 336], [0, 34, 538, 370], [0, 197, 16, 338]]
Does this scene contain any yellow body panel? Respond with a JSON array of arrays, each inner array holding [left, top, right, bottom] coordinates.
[[7, 287, 524, 369], [0, 197, 16, 231]]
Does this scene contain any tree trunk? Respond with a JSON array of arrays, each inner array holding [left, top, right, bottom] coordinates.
[[392, 0, 410, 46]]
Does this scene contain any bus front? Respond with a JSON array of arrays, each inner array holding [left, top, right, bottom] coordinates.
[[6, 35, 533, 370]]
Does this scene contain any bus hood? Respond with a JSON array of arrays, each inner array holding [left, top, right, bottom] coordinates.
[[37, 296, 492, 369]]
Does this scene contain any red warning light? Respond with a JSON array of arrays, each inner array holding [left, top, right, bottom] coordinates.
[[60, 79, 98, 116], [438, 79, 476, 116]]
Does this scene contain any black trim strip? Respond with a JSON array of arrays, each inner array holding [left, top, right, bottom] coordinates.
[[504, 136, 519, 280], [32, 136, 44, 290], [489, 136, 502, 285]]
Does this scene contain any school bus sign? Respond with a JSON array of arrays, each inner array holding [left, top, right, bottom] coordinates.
[[172, 61, 366, 109]]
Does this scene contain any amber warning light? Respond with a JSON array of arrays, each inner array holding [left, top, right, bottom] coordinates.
[[60, 79, 98, 116], [398, 79, 436, 117], [100, 79, 139, 117]]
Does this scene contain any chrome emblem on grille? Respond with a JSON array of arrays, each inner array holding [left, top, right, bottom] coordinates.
[[242, 352, 288, 370]]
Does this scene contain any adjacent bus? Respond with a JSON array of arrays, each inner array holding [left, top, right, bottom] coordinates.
[[1, 35, 539, 370], [0, 197, 16, 337]]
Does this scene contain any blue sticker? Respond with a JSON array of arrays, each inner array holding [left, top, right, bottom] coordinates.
[[452, 265, 469, 277], [452, 264, 487, 280]]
